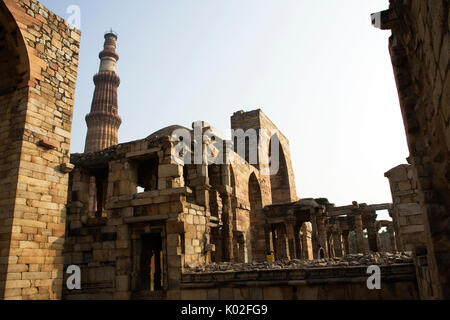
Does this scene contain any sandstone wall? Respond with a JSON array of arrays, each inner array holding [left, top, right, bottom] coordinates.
[[64, 138, 188, 300], [0, 0, 80, 300], [231, 109, 298, 204]]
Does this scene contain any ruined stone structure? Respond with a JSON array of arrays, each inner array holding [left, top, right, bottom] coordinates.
[[372, 0, 450, 299], [0, 0, 448, 301], [376, 220, 397, 253], [84, 32, 121, 153], [0, 0, 80, 300], [263, 200, 398, 261]]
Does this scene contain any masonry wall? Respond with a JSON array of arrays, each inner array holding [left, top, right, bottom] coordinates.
[[229, 159, 269, 263], [0, 0, 80, 300], [385, 0, 450, 299], [385, 164, 426, 251]]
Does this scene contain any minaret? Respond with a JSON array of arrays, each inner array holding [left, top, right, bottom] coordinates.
[[84, 31, 122, 153]]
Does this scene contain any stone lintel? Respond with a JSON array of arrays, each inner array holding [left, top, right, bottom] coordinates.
[[124, 214, 169, 224]]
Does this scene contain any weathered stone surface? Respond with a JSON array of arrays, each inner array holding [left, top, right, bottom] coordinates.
[[382, 0, 450, 300], [1, 0, 446, 302], [184, 252, 413, 273], [385, 165, 426, 252]]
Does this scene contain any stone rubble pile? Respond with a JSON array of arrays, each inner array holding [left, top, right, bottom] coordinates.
[[185, 252, 413, 273]]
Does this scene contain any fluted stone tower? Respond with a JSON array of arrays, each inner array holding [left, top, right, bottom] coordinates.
[[84, 32, 122, 153]]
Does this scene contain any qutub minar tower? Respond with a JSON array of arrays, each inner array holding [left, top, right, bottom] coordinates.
[[84, 31, 122, 153]]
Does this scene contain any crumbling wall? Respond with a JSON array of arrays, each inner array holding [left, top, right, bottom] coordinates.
[[382, 0, 449, 299], [180, 263, 419, 300], [0, 0, 80, 300]]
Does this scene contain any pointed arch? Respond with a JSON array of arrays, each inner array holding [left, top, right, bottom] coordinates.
[[269, 133, 292, 204]]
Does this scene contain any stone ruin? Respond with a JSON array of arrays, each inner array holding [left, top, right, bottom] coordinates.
[[0, 0, 448, 300]]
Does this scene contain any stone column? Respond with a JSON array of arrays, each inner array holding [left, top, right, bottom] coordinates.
[[389, 208, 404, 252], [367, 216, 379, 252], [342, 230, 350, 255], [88, 176, 98, 217], [294, 225, 302, 259], [354, 213, 366, 254], [310, 215, 320, 259], [275, 224, 289, 260], [285, 222, 296, 260], [301, 223, 313, 260], [387, 224, 397, 253], [192, 128, 210, 211], [220, 188, 234, 262], [316, 216, 329, 258], [264, 225, 274, 260], [220, 146, 234, 261]]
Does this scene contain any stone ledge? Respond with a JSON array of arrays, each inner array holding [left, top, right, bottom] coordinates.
[[181, 264, 416, 288]]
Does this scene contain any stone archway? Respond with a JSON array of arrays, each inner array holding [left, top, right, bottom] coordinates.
[[0, 1, 30, 94]]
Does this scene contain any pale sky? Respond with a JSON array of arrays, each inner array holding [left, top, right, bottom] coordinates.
[[41, 0, 409, 220]]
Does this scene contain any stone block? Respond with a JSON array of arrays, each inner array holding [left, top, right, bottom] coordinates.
[[158, 164, 182, 178]]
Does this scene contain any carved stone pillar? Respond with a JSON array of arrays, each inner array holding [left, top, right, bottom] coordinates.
[[193, 132, 210, 211], [294, 224, 302, 259], [301, 223, 313, 260], [310, 215, 320, 259], [327, 233, 335, 258]]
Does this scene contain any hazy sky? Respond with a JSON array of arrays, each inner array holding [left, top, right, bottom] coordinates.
[[41, 0, 409, 220]]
